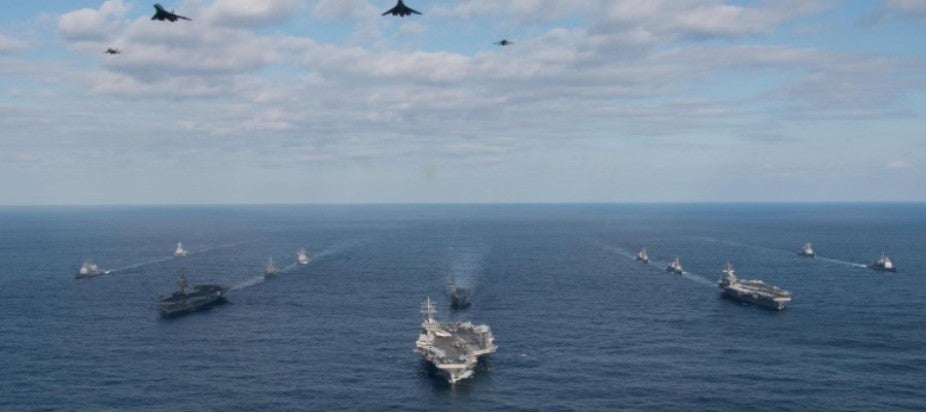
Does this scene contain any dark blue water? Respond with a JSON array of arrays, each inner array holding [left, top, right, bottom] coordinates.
[[1, 204, 924, 411]]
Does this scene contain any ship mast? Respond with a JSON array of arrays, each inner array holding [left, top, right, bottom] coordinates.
[[421, 297, 437, 323], [174, 241, 189, 294]]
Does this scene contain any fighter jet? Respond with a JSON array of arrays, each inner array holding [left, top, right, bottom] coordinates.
[[104, 48, 121, 55], [494, 39, 514, 46], [151, 3, 191, 22], [382, 0, 421, 17]]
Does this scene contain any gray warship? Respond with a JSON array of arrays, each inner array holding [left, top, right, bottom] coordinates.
[[666, 257, 683, 275], [718, 262, 791, 310], [635, 248, 649, 264], [157, 272, 228, 317], [264, 257, 278, 278], [76, 260, 108, 279], [415, 298, 496, 384], [797, 242, 815, 258], [449, 274, 471, 309], [868, 252, 896, 272]]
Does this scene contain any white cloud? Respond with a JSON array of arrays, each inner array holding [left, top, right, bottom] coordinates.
[[883, 0, 926, 13], [886, 160, 913, 170], [311, 0, 378, 21], [0, 33, 27, 52], [57, 0, 127, 41], [205, 0, 305, 28]]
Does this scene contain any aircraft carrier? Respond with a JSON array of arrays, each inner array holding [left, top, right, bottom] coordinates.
[[415, 298, 496, 384], [157, 272, 228, 318], [718, 262, 791, 310]]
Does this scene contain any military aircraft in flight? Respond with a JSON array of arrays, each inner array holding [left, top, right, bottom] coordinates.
[[104, 48, 121, 55], [494, 40, 514, 46], [151, 3, 191, 22], [382, 0, 421, 17]]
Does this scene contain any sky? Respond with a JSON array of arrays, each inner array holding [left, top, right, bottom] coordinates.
[[0, 0, 924, 205]]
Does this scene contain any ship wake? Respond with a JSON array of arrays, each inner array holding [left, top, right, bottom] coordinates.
[[108, 239, 259, 274], [230, 275, 264, 290], [693, 236, 868, 268], [816, 257, 868, 268], [593, 240, 715, 287]]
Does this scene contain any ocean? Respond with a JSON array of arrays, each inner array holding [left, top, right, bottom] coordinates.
[[0, 204, 924, 411]]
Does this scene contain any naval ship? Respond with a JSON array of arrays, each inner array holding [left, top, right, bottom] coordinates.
[[666, 257, 683, 275], [717, 262, 791, 310], [76, 260, 108, 279], [869, 252, 896, 272], [297, 248, 310, 265], [157, 272, 228, 317], [174, 241, 188, 257], [158, 246, 227, 317], [415, 298, 496, 384], [449, 274, 471, 310], [635, 248, 650, 264], [264, 257, 278, 278], [797, 242, 815, 258]]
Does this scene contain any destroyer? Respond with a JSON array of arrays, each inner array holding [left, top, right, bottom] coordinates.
[[297, 248, 310, 265], [868, 252, 896, 272], [718, 262, 791, 310], [635, 248, 650, 264], [415, 298, 496, 384], [666, 257, 683, 275], [264, 257, 278, 278], [174, 241, 188, 257], [797, 242, 815, 258], [449, 274, 471, 309], [76, 260, 108, 278]]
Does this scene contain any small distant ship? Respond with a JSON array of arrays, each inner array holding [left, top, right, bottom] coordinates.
[[718, 262, 791, 310], [157, 272, 227, 318], [666, 257, 683, 275], [415, 298, 496, 384], [449, 274, 471, 310], [174, 242, 188, 257], [868, 252, 896, 272], [797, 242, 815, 258], [635, 248, 649, 264], [297, 248, 310, 265], [264, 257, 278, 278], [76, 260, 108, 279]]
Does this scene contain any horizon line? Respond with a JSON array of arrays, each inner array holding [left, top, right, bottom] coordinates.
[[2, 201, 925, 208]]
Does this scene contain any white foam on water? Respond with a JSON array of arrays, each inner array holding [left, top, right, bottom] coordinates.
[[681, 271, 716, 287], [231, 275, 264, 291], [816, 257, 868, 268]]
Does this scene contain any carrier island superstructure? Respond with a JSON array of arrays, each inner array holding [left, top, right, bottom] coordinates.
[[415, 298, 496, 384]]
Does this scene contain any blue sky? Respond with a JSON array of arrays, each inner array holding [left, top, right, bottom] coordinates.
[[0, 0, 924, 205]]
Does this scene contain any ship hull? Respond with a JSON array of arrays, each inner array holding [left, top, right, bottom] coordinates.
[[868, 265, 896, 273], [666, 267, 683, 275], [797, 252, 814, 258], [159, 296, 226, 317], [75, 271, 107, 279], [721, 288, 789, 310], [450, 297, 470, 310]]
